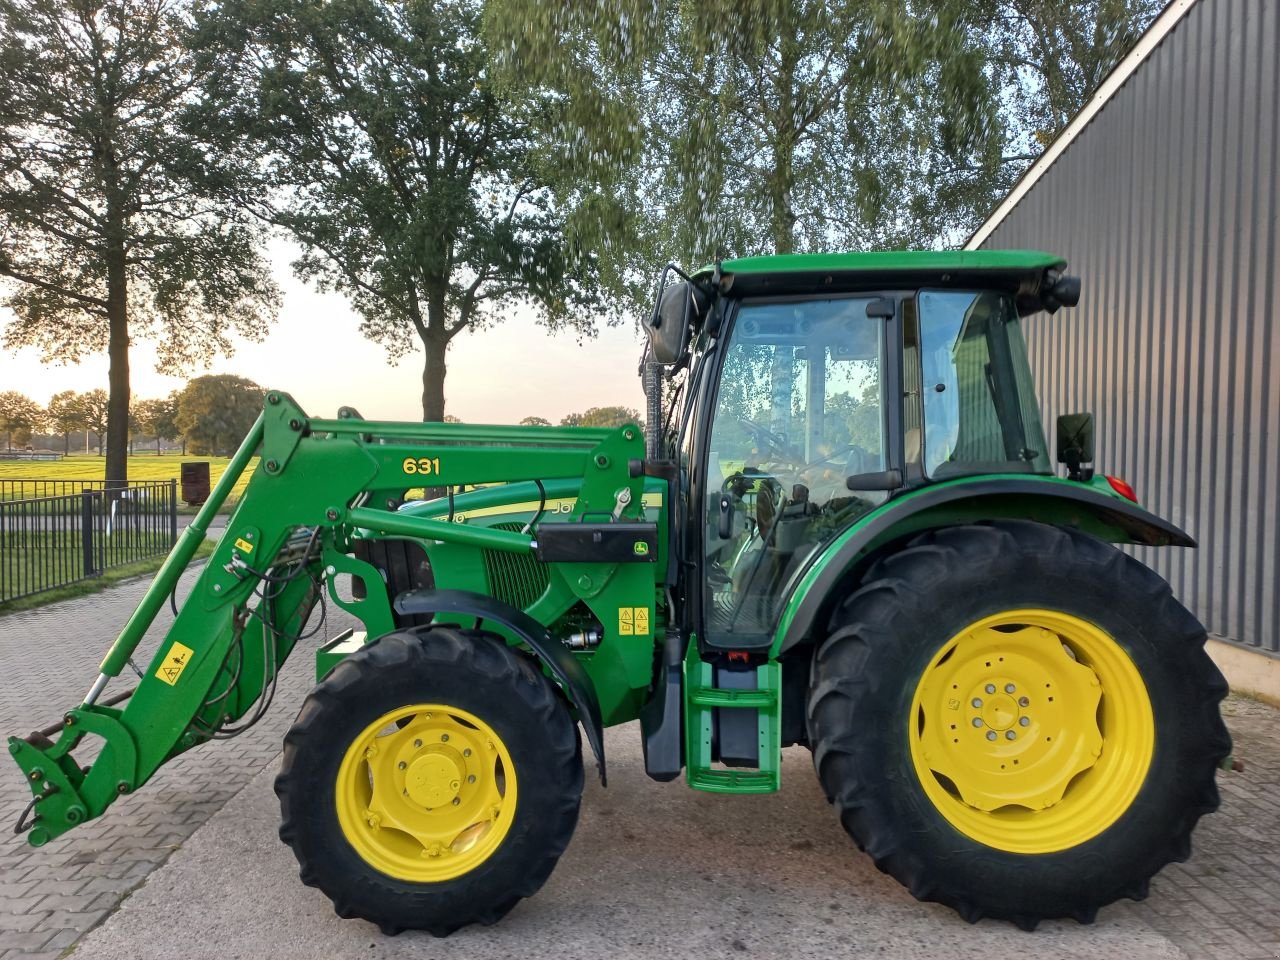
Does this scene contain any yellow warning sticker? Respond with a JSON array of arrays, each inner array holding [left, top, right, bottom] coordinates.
[[617, 607, 650, 637], [156, 641, 194, 687], [234, 537, 254, 554]]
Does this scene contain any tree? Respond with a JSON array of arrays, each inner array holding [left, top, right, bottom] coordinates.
[[0, 391, 44, 451], [487, 0, 1008, 276], [0, 0, 279, 487], [132, 397, 170, 455], [46, 390, 86, 455], [79, 389, 110, 456], [487, 1, 1163, 272], [987, 0, 1163, 149], [194, 0, 611, 422], [151, 392, 183, 455], [519, 416, 552, 427], [175, 374, 263, 456], [560, 406, 643, 429]]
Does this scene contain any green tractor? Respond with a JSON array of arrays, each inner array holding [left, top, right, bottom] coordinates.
[[10, 251, 1230, 933]]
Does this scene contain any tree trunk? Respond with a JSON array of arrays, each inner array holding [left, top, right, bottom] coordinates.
[[419, 289, 449, 423], [63, 432, 69, 455], [104, 241, 130, 489], [156, 435, 161, 455], [420, 335, 448, 421]]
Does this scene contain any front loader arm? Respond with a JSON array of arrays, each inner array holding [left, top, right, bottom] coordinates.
[[10, 392, 649, 847]]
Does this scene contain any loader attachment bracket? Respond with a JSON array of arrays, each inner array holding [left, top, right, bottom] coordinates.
[[394, 587, 608, 786]]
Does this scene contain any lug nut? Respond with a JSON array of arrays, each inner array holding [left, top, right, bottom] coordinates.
[[1005, 683, 1016, 693], [1019, 716, 1030, 727], [441, 734, 449, 742], [452, 798, 461, 806], [1018, 696, 1030, 707], [463, 748, 471, 757], [986, 731, 997, 741], [467, 775, 476, 783], [1006, 731, 1017, 740], [971, 698, 983, 708], [972, 718, 984, 727], [985, 683, 996, 694], [398, 761, 407, 770], [413, 739, 422, 748]]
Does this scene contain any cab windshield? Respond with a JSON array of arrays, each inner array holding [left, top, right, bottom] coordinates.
[[917, 290, 1050, 478]]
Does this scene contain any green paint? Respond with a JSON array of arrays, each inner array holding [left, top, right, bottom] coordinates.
[[698, 249, 1065, 279], [8, 254, 1188, 853]]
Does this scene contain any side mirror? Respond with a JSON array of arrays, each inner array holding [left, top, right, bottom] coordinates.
[[1056, 412, 1094, 481], [643, 279, 709, 365]]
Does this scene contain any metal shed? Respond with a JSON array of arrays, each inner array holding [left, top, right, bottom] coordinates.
[[967, 0, 1279, 672]]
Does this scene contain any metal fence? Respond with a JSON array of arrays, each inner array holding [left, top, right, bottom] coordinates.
[[0, 480, 179, 603]]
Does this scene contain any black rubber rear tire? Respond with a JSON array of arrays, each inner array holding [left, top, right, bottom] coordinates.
[[276, 626, 583, 936], [807, 521, 1230, 929]]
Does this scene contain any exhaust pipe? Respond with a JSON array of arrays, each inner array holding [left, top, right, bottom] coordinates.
[[643, 358, 663, 459]]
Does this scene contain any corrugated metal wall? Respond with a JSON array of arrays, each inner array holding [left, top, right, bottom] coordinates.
[[978, 0, 1280, 654]]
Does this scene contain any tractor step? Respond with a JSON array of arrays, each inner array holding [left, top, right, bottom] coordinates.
[[683, 646, 781, 794]]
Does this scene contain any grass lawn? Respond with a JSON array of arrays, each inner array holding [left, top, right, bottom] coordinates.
[[0, 454, 258, 510], [0, 538, 215, 613]]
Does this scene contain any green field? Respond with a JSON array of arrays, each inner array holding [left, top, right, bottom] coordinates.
[[0, 454, 259, 508]]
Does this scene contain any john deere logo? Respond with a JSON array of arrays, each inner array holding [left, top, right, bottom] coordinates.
[[633, 541, 650, 556]]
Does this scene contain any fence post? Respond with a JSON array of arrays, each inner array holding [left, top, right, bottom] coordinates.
[[169, 478, 178, 546], [81, 489, 95, 577]]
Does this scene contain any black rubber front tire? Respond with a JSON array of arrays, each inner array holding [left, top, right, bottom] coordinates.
[[276, 627, 583, 936], [807, 521, 1230, 929]]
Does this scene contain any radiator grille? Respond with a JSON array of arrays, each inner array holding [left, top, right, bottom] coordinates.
[[481, 522, 550, 610]]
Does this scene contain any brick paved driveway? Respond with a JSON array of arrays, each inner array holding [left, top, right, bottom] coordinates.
[[0, 563, 354, 960], [2, 570, 1279, 959]]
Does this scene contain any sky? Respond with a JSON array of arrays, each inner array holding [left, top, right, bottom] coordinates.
[[0, 239, 648, 425]]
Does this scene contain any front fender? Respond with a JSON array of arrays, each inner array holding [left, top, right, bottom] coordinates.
[[772, 475, 1194, 657], [394, 588, 607, 785]]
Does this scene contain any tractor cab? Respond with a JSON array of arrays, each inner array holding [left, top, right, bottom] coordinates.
[[642, 251, 1081, 652]]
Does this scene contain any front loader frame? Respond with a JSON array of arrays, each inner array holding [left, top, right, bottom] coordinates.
[[10, 392, 653, 846]]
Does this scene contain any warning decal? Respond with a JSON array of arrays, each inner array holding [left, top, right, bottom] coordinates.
[[617, 607, 650, 637], [156, 641, 195, 687], [234, 537, 254, 554]]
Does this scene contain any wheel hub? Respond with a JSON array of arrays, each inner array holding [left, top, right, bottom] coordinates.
[[909, 609, 1154, 854], [979, 693, 1019, 731], [918, 623, 1103, 812], [405, 752, 464, 809], [335, 704, 516, 882]]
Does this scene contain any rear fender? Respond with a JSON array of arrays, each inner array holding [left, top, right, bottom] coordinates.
[[772, 476, 1194, 657]]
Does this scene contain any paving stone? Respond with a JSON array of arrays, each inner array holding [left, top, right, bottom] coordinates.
[[5, 565, 1280, 959], [0, 563, 356, 960]]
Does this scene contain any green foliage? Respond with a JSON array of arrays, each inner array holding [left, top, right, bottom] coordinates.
[[46, 390, 86, 454], [560, 406, 644, 428], [176, 374, 264, 456], [519, 416, 553, 427], [987, 0, 1164, 147], [486, 0, 1162, 280], [0, 391, 45, 450], [78, 390, 110, 456], [193, 0, 615, 420], [0, 0, 278, 484], [132, 397, 174, 454]]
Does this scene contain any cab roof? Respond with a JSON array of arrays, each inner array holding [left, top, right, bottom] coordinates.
[[695, 250, 1067, 303]]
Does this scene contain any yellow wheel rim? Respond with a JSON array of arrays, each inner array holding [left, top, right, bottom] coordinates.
[[335, 704, 517, 882], [909, 609, 1154, 854]]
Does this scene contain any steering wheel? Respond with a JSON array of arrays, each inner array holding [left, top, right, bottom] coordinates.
[[737, 418, 802, 463]]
